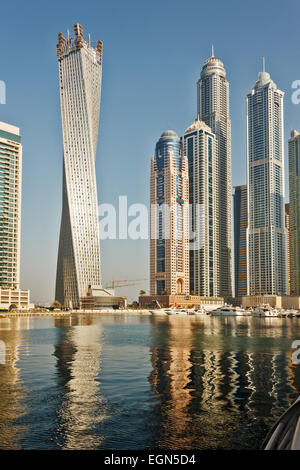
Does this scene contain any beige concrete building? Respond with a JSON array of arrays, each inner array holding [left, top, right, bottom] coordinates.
[[150, 130, 189, 296], [80, 285, 127, 310], [0, 288, 30, 311], [242, 295, 300, 309], [139, 294, 224, 309]]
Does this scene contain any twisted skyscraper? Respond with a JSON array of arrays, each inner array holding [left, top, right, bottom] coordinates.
[[55, 24, 103, 308], [197, 49, 232, 297]]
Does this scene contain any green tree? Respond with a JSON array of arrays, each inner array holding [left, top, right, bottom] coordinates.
[[51, 300, 61, 310]]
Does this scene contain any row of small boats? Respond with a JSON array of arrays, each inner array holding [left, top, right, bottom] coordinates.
[[150, 304, 300, 318]]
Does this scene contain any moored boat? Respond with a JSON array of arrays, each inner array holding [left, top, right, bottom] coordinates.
[[211, 305, 237, 316], [251, 304, 278, 317], [194, 306, 208, 315]]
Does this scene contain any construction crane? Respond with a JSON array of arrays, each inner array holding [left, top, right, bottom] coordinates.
[[104, 278, 148, 290]]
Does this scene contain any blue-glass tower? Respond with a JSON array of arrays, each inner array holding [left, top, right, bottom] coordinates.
[[246, 66, 287, 295], [150, 130, 189, 296]]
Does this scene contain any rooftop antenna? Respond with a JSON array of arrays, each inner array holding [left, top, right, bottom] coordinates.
[[88, 34, 91, 46], [262, 56, 265, 73], [211, 44, 214, 57]]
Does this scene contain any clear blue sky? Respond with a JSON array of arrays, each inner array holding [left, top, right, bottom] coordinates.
[[0, 0, 299, 303]]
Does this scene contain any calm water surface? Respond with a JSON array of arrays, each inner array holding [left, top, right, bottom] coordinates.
[[0, 314, 300, 450]]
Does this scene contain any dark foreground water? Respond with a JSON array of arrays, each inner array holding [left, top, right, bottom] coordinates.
[[0, 314, 300, 450]]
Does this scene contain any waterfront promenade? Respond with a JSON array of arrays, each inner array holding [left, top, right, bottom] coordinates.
[[0, 309, 151, 318]]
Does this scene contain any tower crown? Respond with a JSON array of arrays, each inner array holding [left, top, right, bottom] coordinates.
[[159, 130, 179, 140], [254, 58, 276, 88], [201, 49, 226, 78], [185, 117, 212, 134]]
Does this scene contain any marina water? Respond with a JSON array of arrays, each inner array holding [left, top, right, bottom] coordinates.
[[0, 314, 299, 450]]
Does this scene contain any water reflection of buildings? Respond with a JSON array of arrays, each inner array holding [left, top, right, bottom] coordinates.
[[148, 316, 300, 449], [53, 316, 106, 449], [149, 317, 193, 448], [0, 318, 29, 449]]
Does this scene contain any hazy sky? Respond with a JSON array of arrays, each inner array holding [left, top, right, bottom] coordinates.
[[1, 0, 300, 303]]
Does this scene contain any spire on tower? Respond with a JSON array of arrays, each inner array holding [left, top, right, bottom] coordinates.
[[262, 56, 265, 73], [211, 45, 214, 57]]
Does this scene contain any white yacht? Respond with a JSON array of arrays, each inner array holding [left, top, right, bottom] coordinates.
[[176, 309, 188, 315], [211, 305, 237, 316], [194, 306, 208, 315], [149, 309, 168, 316], [150, 301, 168, 316], [164, 307, 179, 315], [251, 304, 278, 317]]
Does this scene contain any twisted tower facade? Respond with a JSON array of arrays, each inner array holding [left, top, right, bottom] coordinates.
[[55, 24, 103, 308]]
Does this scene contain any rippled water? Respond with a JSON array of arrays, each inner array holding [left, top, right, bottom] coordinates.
[[0, 314, 300, 450]]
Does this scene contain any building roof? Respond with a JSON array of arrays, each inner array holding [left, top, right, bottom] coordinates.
[[159, 130, 179, 140], [184, 117, 212, 134], [201, 52, 226, 78]]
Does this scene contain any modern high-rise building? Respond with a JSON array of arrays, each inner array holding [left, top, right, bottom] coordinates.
[[150, 130, 189, 296], [197, 49, 232, 297], [285, 203, 290, 295], [0, 122, 22, 289], [288, 129, 300, 295], [55, 24, 103, 308], [246, 63, 287, 296], [233, 185, 248, 297], [0, 122, 30, 310], [182, 118, 219, 296]]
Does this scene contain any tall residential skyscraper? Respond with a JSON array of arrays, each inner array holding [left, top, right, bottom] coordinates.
[[285, 203, 290, 295], [197, 49, 232, 297], [0, 122, 22, 289], [233, 185, 248, 297], [150, 130, 189, 296], [55, 24, 103, 308], [0, 122, 30, 310], [246, 64, 287, 296], [288, 129, 300, 295], [182, 118, 219, 296]]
